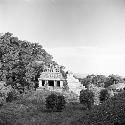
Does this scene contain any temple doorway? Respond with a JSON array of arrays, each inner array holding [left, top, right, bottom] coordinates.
[[57, 81, 60, 87], [48, 80, 54, 86], [42, 80, 45, 86]]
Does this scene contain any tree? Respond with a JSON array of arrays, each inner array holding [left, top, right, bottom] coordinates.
[[92, 75, 107, 87], [104, 74, 125, 88], [80, 74, 124, 88], [80, 74, 95, 88], [60, 66, 69, 91], [79, 89, 94, 110], [60, 66, 67, 79], [0, 32, 54, 92], [80, 74, 107, 88], [99, 89, 110, 103]]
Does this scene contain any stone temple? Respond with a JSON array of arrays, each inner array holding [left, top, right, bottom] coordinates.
[[38, 64, 66, 92], [38, 64, 85, 96], [66, 71, 85, 95]]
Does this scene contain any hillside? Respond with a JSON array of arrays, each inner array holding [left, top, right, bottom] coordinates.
[[0, 89, 82, 125], [70, 91, 125, 125]]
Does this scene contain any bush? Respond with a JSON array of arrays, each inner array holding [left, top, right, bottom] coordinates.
[[0, 85, 21, 106], [0, 97, 6, 106], [45, 93, 66, 111], [45, 93, 58, 111], [79, 89, 94, 110], [6, 91, 13, 102], [0, 85, 11, 106], [99, 89, 110, 103], [0, 84, 21, 103], [6, 88, 20, 102], [71, 91, 125, 125], [56, 95, 66, 111]]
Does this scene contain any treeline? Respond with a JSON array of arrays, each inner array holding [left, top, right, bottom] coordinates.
[[78, 74, 125, 88], [0, 32, 66, 93]]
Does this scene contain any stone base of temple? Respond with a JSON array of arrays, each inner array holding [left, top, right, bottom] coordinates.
[[37, 86, 63, 93], [36, 86, 80, 103]]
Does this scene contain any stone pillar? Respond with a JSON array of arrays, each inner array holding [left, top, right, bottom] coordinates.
[[60, 81, 63, 88], [39, 79, 42, 87], [54, 80, 57, 87], [45, 80, 48, 89]]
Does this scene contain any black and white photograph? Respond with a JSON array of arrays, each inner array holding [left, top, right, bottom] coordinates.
[[0, 0, 125, 125]]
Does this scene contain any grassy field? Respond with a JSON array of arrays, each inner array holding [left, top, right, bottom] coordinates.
[[1, 89, 125, 125], [0, 89, 88, 125]]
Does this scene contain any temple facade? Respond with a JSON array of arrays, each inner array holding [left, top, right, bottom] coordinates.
[[38, 64, 66, 91]]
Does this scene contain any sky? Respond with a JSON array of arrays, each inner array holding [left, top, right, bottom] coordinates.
[[1, 0, 125, 76]]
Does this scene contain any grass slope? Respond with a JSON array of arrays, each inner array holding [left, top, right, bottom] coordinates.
[[70, 91, 125, 125], [0, 89, 85, 125]]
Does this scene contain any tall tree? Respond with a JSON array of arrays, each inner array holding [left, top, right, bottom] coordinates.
[[0, 32, 54, 92]]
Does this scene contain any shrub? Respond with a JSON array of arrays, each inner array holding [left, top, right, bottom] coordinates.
[[71, 91, 125, 125], [6, 91, 13, 102], [56, 95, 66, 111], [45, 93, 66, 111], [79, 89, 94, 110], [0, 85, 11, 106], [6, 88, 20, 102], [99, 89, 110, 103], [45, 93, 58, 111]]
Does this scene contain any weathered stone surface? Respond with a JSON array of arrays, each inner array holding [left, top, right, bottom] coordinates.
[[66, 72, 85, 96]]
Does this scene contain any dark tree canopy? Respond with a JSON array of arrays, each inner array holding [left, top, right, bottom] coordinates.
[[79, 74, 96, 88], [79, 74, 124, 88], [104, 74, 125, 88], [0, 32, 56, 92], [92, 75, 107, 87]]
